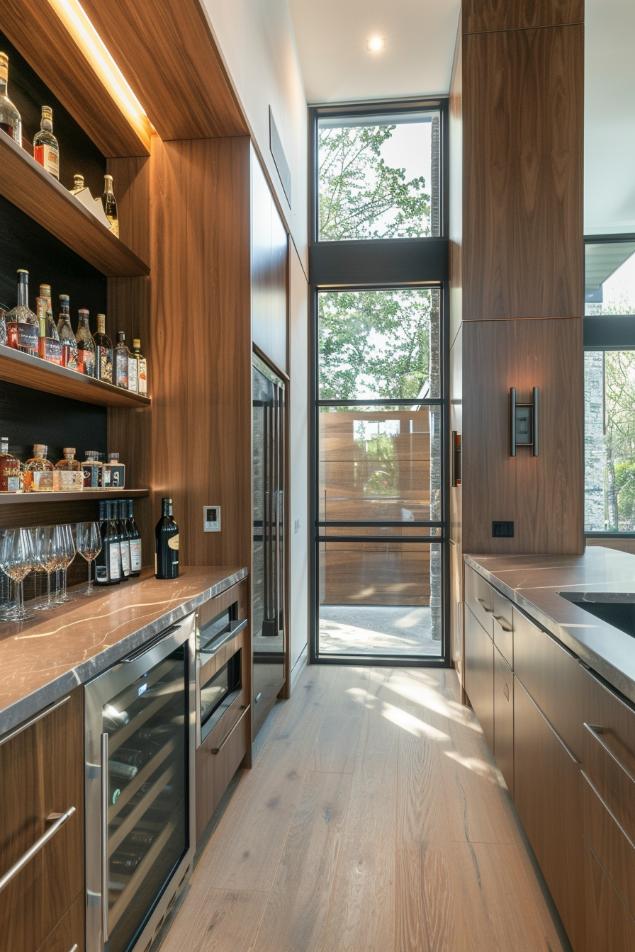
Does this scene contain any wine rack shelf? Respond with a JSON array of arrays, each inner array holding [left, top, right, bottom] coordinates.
[[0, 346, 151, 408], [0, 132, 150, 277], [0, 489, 149, 506]]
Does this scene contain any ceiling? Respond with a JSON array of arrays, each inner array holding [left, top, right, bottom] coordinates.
[[288, 0, 460, 104]]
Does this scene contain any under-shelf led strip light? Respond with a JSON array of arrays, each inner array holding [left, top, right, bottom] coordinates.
[[47, 0, 152, 143]]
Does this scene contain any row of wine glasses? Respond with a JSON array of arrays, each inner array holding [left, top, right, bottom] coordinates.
[[0, 521, 102, 622]]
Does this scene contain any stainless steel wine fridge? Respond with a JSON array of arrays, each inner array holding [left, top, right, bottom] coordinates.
[[252, 352, 287, 737], [84, 614, 196, 952]]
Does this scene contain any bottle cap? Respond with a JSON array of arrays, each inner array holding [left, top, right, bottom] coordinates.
[[108, 452, 120, 461], [0, 53, 8, 65], [59, 293, 70, 302], [33, 443, 47, 455], [78, 308, 89, 317], [73, 174, 84, 187], [39, 284, 51, 295], [117, 331, 125, 341], [63, 447, 76, 455], [133, 338, 141, 349], [104, 174, 113, 183], [41, 105, 53, 121], [17, 268, 28, 276]]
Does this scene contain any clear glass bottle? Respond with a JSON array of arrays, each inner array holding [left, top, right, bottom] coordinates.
[[76, 308, 96, 377], [6, 269, 38, 356], [94, 313, 113, 383], [70, 173, 85, 195], [36, 284, 62, 365], [57, 294, 78, 370], [0, 306, 7, 347], [102, 174, 119, 237], [127, 338, 139, 393], [33, 105, 59, 179], [0, 437, 21, 492], [24, 443, 54, 492], [103, 451, 125, 489], [54, 446, 83, 491], [132, 338, 148, 396], [114, 331, 129, 389], [82, 449, 103, 488], [0, 52, 22, 146]]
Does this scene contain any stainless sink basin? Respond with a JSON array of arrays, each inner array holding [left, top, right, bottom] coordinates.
[[559, 592, 635, 638]]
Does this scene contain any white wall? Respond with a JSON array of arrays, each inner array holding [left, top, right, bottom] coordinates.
[[202, 0, 308, 268]]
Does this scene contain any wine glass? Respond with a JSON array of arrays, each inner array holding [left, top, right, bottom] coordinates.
[[31, 526, 59, 611], [0, 527, 35, 621], [76, 521, 102, 596], [54, 524, 76, 603]]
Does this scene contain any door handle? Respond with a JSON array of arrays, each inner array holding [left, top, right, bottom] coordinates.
[[493, 615, 512, 632], [584, 723, 635, 785], [101, 731, 110, 942], [477, 597, 493, 614]]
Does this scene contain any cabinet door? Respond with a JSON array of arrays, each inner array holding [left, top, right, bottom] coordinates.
[[584, 848, 635, 952], [0, 690, 84, 952], [514, 678, 584, 950], [464, 605, 494, 751], [494, 647, 514, 794]]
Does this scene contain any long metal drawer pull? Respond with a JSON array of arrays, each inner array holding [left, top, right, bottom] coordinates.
[[0, 805, 76, 894], [211, 705, 249, 755], [199, 618, 248, 658], [477, 597, 493, 613], [493, 615, 512, 633], [584, 723, 635, 785], [0, 694, 70, 748]]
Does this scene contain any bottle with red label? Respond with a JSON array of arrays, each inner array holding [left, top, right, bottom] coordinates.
[[33, 106, 59, 180], [6, 269, 38, 356], [76, 308, 96, 377], [36, 284, 62, 365], [57, 294, 78, 370]]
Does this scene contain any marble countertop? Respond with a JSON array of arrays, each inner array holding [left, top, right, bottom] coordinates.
[[0, 566, 247, 736], [465, 547, 635, 704]]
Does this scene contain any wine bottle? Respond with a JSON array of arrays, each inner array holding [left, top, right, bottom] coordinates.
[[155, 497, 179, 579], [33, 105, 60, 179], [117, 498, 131, 580], [102, 174, 119, 237], [95, 500, 122, 585], [127, 499, 142, 576]]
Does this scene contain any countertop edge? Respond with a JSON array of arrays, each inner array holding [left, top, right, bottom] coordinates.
[[0, 567, 248, 736], [464, 554, 635, 706]]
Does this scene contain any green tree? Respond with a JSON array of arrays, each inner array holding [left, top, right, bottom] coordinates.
[[604, 350, 635, 529]]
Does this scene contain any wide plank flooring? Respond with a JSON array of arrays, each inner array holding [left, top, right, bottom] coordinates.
[[158, 665, 565, 952]]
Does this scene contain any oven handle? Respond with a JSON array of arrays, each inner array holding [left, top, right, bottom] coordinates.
[[199, 618, 248, 659], [210, 704, 250, 755], [101, 731, 110, 942]]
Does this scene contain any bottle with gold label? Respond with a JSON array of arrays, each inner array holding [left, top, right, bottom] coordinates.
[[33, 106, 60, 179], [24, 444, 54, 492], [0, 437, 21, 492], [155, 497, 179, 579], [94, 313, 113, 383], [133, 338, 148, 396], [54, 447, 83, 491], [102, 174, 119, 237], [37, 284, 62, 365]]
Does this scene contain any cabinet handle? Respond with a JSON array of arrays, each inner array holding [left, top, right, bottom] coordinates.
[[584, 723, 635, 785], [68, 945, 79, 952], [0, 806, 76, 894], [210, 705, 249, 755], [477, 597, 493, 614], [493, 615, 512, 633]]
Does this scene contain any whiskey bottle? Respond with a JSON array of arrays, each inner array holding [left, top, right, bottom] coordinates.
[[36, 285, 62, 365], [127, 500, 142, 576], [70, 173, 85, 195], [33, 105, 59, 179], [0, 437, 21, 492], [82, 450, 103, 488], [127, 339, 139, 393], [102, 174, 119, 237], [114, 331, 129, 389], [76, 308, 96, 377], [0, 306, 7, 347], [94, 313, 113, 383], [103, 452, 125, 489], [95, 500, 121, 585], [132, 338, 147, 395], [6, 269, 38, 356], [117, 499, 131, 580], [57, 295, 78, 370], [24, 444, 54, 492], [0, 53, 22, 146], [54, 447, 83, 491], [155, 497, 179, 579]]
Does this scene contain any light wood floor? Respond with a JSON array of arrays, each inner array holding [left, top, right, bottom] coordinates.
[[158, 665, 566, 952]]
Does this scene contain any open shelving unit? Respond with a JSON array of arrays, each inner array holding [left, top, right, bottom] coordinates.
[[0, 488, 149, 506]]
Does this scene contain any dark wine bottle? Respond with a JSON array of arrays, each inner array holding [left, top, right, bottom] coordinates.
[[127, 499, 142, 576], [155, 497, 179, 579], [117, 498, 131, 580], [95, 501, 122, 585]]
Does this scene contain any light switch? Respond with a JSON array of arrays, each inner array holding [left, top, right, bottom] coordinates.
[[203, 506, 221, 532]]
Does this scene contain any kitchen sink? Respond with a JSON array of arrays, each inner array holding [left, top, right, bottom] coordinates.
[[559, 592, 635, 638]]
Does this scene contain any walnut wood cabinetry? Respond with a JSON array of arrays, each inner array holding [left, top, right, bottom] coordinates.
[[464, 605, 494, 751], [493, 646, 514, 795], [0, 690, 84, 952]]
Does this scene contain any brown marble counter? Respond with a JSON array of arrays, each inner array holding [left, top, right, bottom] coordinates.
[[465, 547, 635, 704], [0, 565, 247, 735]]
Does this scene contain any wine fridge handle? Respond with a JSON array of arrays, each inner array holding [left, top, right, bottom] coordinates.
[[101, 731, 109, 942]]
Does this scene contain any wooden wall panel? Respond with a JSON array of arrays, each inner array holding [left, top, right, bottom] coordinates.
[[462, 318, 584, 554], [448, 15, 463, 349], [463, 24, 584, 321], [463, 0, 583, 34], [251, 153, 288, 372]]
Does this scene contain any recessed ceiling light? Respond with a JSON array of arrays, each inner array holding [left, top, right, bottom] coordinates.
[[367, 34, 385, 55]]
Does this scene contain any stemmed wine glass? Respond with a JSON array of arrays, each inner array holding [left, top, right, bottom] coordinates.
[[76, 522, 102, 595], [31, 526, 59, 612], [54, 524, 76, 603], [0, 527, 35, 621]]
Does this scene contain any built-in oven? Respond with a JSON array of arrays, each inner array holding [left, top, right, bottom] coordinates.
[[196, 601, 247, 748], [84, 613, 196, 952]]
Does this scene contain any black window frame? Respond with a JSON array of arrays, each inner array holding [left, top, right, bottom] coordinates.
[[309, 99, 451, 667], [584, 232, 635, 539]]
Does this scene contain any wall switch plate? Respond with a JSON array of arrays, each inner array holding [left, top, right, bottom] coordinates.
[[203, 506, 221, 532], [492, 521, 514, 538]]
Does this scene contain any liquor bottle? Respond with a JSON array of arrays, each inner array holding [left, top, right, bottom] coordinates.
[[0, 306, 7, 347], [57, 294, 78, 370], [6, 270, 38, 356], [155, 497, 179, 579], [109, 760, 138, 781], [24, 444, 54, 492], [70, 173, 85, 195], [0, 437, 21, 492], [76, 308, 96, 377], [102, 174, 119, 237], [103, 452, 125, 489], [95, 500, 121, 585], [0, 53, 22, 146], [36, 285, 62, 365], [114, 331, 129, 389], [54, 447, 83, 491], [94, 313, 113, 383], [127, 338, 139, 393], [133, 338, 148, 395], [33, 105, 59, 179], [113, 747, 144, 770], [127, 499, 142, 576], [117, 498, 131, 580], [82, 450, 103, 488]]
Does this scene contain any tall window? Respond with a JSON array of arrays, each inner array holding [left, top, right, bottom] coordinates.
[[584, 237, 635, 533], [310, 101, 448, 664]]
